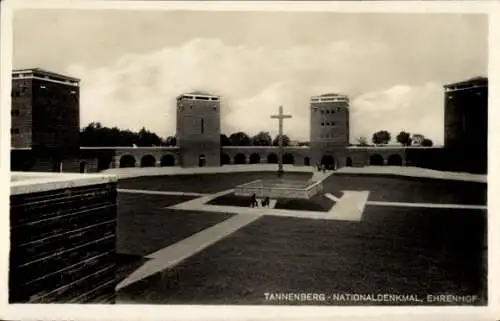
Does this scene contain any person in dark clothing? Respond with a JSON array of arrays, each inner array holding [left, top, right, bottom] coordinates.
[[249, 193, 258, 208], [261, 196, 270, 208]]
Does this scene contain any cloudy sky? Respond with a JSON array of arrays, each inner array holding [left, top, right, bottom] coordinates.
[[13, 9, 488, 145]]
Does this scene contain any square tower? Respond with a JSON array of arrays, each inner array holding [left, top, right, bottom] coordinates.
[[443, 77, 487, 173], [444, 77, 487, 150], [310, 93, 350, 148], [176, 91, 221, 167], [11, 68, 80, 150]]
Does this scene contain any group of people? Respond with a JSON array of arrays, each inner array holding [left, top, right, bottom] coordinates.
[[249, 194, 271, 208], [313, 162, 327, 173]]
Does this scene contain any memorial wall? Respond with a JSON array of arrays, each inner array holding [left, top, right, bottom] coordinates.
[[9, 172, 118, 303]]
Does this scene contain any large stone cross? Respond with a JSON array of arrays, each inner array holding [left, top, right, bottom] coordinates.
[[270, 105, 292, 178]]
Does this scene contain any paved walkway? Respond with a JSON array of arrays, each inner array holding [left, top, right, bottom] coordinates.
[[335, 166, 486, 183], [105, 164, 315, 179], [117, 189, 207, 197], [330, 191, 370, 221], [366, 200, 487, 210], [170, 189, 369, 222], [105, 164, 485, 182]]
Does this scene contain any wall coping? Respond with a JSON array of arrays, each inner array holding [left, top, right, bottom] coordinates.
[[80, 146, 179, 150], [10, 172, 118, 196]]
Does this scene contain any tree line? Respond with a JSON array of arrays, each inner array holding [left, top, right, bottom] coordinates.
[[80, 123, 434, 148], [80, 123, 307, 147], [80, 122, 176, 147], [356, 130, 434, 147]]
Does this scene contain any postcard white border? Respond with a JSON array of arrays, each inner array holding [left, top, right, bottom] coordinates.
[[1, 1, 498, 320]]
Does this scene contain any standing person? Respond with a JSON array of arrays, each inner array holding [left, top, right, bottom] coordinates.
[[249, 193, 258, 208]]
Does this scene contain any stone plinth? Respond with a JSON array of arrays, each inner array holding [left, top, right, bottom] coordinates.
[[9, 172, 118, 303], [234, 178, 323, 200]]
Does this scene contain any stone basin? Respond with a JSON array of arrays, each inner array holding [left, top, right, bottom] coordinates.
[[234, 178, 324, 200]]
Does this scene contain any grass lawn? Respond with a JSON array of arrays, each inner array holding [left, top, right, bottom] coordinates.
[[118, 172, 486, 206], [324, 174, 486, 205], [117, 193, 234, 256], [115, 172, 487, 305], [117, 205, 486, 305], [118, 172, 313, 194]]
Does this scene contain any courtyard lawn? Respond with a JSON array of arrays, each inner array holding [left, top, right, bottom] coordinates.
[[324, 174, 486, 205], [117, 193, 234, 256], [117, 206, 486, 305], [118, 172, 313, 194], [115, 173, 487, 305]]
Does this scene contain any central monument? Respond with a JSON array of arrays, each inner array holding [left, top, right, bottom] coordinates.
[[234, 105, 325, 200], [270, 105, 292, 178]]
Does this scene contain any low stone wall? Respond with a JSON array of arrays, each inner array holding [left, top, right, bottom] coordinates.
[[306, 180, 324, 198], [10, 172, 118, 303], [234, 179, 324, 200]]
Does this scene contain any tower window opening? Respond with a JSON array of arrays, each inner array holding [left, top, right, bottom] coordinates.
[[201, 118, 205, 134]]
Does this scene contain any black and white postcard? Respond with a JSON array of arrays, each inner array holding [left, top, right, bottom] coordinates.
[[1, 1, 498, 321]]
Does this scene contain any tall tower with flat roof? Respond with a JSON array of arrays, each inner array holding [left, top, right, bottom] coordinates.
[[176, 91, 221, 167], [309, 93, 350, 168], [443, 77, 487, 173], [11, 68, 80, 150]]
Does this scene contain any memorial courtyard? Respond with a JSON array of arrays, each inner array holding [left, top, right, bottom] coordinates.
[[113, 166, 487, 305]]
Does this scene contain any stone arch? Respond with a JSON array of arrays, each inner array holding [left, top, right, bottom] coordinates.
[[321, 154, 338, 170], [97, 155, 112, 171], [369, 154, 384, 166], [140, 154, 156, 167], [283, 153, 295, 164], [161, 154, 175, 167], [120, 155, 136, 168], [387, 154, 403, 166], [249, 153, 261, 164], [53, 159, 63, 172], [220, 153, 231, 165], [346, 157, 353, 167], [304, 156, 311, 166], [234, 153, 246, 164], [11, 152, 36, 171], [199, 154, 206, 167], [267, 153, 278, 164], [79, 161, 87, 173]]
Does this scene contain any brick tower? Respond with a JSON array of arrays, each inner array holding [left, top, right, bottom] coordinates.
[[443, 77, 487, 173], [11, 68, 81, 172], [309, 93, 350, 169], [176, 91, 221, 167], [11, 68, 80, 150]]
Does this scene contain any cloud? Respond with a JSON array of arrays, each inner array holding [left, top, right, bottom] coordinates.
[[350, 82, 444, 145], [68, 38, 444, 144]]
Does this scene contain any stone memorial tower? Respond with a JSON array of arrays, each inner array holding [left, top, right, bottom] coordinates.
[[176, 91, 221, 167], [309, 93, 350, 169]]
